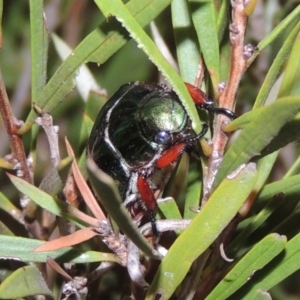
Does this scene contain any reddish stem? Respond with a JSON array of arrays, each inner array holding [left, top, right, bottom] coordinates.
[[198, 1, 251, 297], [0, 68, 32, 184], [203, 0, 249, 203]]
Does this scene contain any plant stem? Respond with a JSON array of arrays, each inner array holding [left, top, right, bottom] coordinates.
[[204, 0, 250, 203], [0, 67, 32, 184]]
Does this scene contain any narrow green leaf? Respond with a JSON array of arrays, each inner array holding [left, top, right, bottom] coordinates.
[[20, 0, 173, 134], [249, 290, 272, 300], [233, 233, 300, 299], [8, 174, 90, 228], [226, 111, 300, 154], [255, 173, 300, 211], [223, 108, 260, 132], [52, 33, 103, 102], [259, 116, 300, 158], [258, 5, 300, 52], [184, 155, 202, 219], [87, 158, 161, 260], [89, 0, 172, 63], [214, 97, 300, 188], [189, 0, 219, 90], [278, 31, 300, 97], [228, 193, 284, 256], [255, 151, 279, 193], [217, 0, 230, 43], [273, 209, 300, 240], [95, 0, 202, 134], [0, 221, 13, 236], [146, 163, 257, 299], [0, 266, 52, 298], [29, 0, 48, 103], [158, 197, 182, 220], [0, 192, 22, 222], [0, 235, 120, 264], [254, 21, 300, 108], [284, 154, 300, 178], [207, 233, 286, 300], [171, 0, 200, 83]]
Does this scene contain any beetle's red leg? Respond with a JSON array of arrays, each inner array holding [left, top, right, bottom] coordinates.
[[185, 82, 209, 106], [156, 143, 186, 169], [156, 123, 208, 169], [184, 82, 236, 119], [137, 176, 157, 212], [137, 176, 158, 236]]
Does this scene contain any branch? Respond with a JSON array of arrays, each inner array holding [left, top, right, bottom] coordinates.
[[204, 0, 253, 202], [0, 67, 32, 183]]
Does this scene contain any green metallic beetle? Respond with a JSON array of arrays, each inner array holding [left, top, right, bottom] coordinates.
[[88, 82, 235, 235]]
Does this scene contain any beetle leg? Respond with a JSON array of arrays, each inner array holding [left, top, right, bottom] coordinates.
[[137, 175, 158, 236], [184, 82, 237, 119], [156, 143, 186, 169], [185, 123, 209, 143], [185, 82, 208, 107], [209, 107, 237, 119], [155, 122, 209, 169], [155, 122, 208, 169]]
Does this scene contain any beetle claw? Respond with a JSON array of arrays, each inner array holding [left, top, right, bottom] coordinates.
[[204, 105, 237, 120]]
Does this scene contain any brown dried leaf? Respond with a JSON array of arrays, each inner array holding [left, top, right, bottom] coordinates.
[[65, 137, 106, 221], [34, 227, 98, 252]]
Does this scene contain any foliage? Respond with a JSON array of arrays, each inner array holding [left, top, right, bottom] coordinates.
[[1, 1, 300, 299]]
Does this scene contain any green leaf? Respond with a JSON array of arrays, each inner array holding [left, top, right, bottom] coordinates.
[[87, 158, 161, 260], [8, 174, 93, 228], [248, 290, 272, 300], [20, 0, 173, 134], [228, 193, 285, 256], [207, 233, 286, 300], [0, 266, 52, 299], [29, 0, 48, 103], [214, 97, 300, 188], [258, 5, 300, 52], [0, 192, 22, 222], [223, 108, 260, 131], [0, 221, 13, 236], [259, 116, 300, 158], [273, 209, 300, 240], [217, 0, 230, 43], [189, 0, 219, 90], [95, 0, 202, 134], [171, 0, 200, 83], [52, 33, 104, 102], [158, 197, 182, 220], [184, 155, 202, 220], [232, 233, 300, 299], [254, 21, 300, 108], [255, 173, 300, 211], [0, 235, 120, 264], [284, 154, 300, 178], [255, 151, 279, 193], [278, 31, 300, 98], [146, 163, 257, 299]]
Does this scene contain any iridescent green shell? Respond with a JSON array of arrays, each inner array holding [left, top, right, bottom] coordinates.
[[88, 82, 194, 197]]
